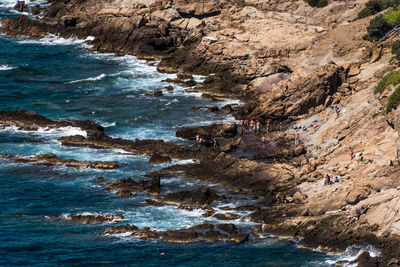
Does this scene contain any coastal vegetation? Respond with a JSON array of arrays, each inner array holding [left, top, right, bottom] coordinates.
[[363, 3, 400, 40], [304, 0, 328, 8], [386, 85, 400, 112], [357, 0, 400, 19], [374, 69, 400, 94]]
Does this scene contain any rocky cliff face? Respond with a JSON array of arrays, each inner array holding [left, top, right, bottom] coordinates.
[[4, 0, 400, 264]]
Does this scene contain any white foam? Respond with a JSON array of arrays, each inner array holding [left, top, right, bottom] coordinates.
[[325, 244, 381, 266], [101, 122, 116, 128], [0, 64, 15, 71], [17, 34, 95, 48], [69, 73, 106, 84], [0, 124, 87, 137]]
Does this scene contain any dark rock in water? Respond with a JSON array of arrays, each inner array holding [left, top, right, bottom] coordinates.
[[215, 224, 239, 235], [353, 251, 379, 266], [176, 123, 237, 140], [163, 187, 220, 208], [213, 213, 241, 220], [207, 106, 220, 112], [0, 153, 118, 169], [14, 1, 27, 12], [145, 90, 163, 97], [162, 230, 199, 243], [165, 85, 174, 91], [188, 224, 214, 231], [116, 190, 132, 197], [96, 176, 105, 182], [203, 208, 215, 217], [145, 198, 163, 206], [221, 104, 233, 114], [201, 230, 228, 242], [30, 4, 41, 15], [192, 106, 203, 110], [102, 222, 249, 244], [234, 205, 259, 211], [51, 214, 124, 224], [102, 224, 139, 235], [149, 154, 171, 164], [0, 109, 105, 138], [106, 174, 161, 197], [229, 233, 249, 243]]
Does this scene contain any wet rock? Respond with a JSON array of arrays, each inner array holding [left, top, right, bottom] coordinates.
[[213, 213, 241, 220], [207, 106, 220, 112], [215, 224, 239, 235], [176, 123, 237, 140], [188, 224, 214, 231], [14, 1, 27, 12], [106, 175, 161, 197], [58, 135, 192, 160], [1, 153, 118, 169], [51, 214, 124, 224], [221, 104, 233, 114], [149, 154, 171, 164], [353, 251, 379, 266], [163, 187, 220, 207], [201, 230, 228, 242], [162, 230, 199, 243], [96, 176, 105, 182], [30, 4, 41, 15], [165, 85, 174, 91], [203, 207, 215, 217], [145, 90, 163, 97], [102, 224, 139, 235], [0, 109, 105, 137]]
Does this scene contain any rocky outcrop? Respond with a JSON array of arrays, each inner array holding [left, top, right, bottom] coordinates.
[[50, 214, 124, 224], [0, 109, 104, 137], [250, 63, 345, 121], [0, 153, 118, 169], [106, 173, 161, 197], [58, 135, 192, 160], [163, 187, 220, 208], [176, 123, 237, 140], [102, 223, 249, 244]]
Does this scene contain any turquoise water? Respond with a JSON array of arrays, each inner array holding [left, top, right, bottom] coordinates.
[[0, 2, 342, 266]]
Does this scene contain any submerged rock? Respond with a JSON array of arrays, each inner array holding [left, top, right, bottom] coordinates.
[[0, 153, 118, 169], [50, 214, 124, 224]]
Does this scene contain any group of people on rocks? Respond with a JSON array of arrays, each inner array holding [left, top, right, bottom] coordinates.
[[195, 134, 219, 150]]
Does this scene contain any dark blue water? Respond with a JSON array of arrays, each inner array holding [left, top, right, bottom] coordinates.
[[0, 1, 343, 265]]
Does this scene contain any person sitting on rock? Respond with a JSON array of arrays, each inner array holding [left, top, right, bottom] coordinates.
[[350, 148, 355, 160], [334, 177, 339, 183]]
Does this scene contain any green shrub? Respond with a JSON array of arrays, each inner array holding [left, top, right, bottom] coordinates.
[[375, 70, 400, 94], [387, 85, 400, 112], [384, 4, 400, 23], [364, 15, 392, 41], [304, 0, 328, 8], [357, 0, 400, 19], [392, 40, 400, 59]]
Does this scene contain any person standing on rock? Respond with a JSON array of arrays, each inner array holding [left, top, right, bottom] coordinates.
[[256, 121, 261, 134], [261, 136, 266, 150], [294, 131, 300, 145], [279, 121, 282, 132], [261, 221, 266, 233], [212, 138, 219, 150], [249, 120, 254, 133], [266, 121, 270, 133]]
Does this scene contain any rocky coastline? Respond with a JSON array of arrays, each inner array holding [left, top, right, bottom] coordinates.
[[3, 0, 400, 265]]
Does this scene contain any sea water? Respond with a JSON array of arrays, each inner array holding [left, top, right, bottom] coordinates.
[[0, 2, 345, 266]]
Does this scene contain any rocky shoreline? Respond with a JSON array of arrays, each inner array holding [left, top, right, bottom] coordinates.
[[2, 0, 400, 265]]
